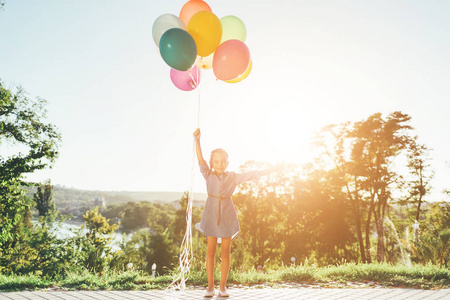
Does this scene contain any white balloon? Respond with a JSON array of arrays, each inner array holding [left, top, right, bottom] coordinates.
[[195, 52, 214, 70], [152, 14, 186, 47]]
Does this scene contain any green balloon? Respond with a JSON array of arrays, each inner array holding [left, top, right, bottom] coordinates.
[[220, 15, 246, 44], [159, 28, 197, 71]]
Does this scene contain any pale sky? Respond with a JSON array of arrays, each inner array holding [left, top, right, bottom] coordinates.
[[1, 0, 450, 200]]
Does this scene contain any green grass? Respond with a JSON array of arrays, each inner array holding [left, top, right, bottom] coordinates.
[[0, 274, 53, 292], [318, 263, 450, 289], [1, 264, 449, 292]]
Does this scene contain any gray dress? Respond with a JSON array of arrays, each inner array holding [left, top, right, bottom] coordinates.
[[198, 163, 265, 241]]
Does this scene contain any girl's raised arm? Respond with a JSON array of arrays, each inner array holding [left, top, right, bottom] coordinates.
[[193, 128, 206, 165]]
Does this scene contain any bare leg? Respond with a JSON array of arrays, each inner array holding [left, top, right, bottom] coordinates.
[[219, 237, 232, 292], [206, 236, 218, 292]]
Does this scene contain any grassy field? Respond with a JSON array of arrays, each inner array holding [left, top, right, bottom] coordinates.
[[1, 263, 449, 292]]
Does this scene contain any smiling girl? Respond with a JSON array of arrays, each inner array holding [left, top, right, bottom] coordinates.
[[193, 128, 280, 297]]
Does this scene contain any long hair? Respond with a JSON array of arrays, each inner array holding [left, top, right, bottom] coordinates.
[[209, 148, 228, 171]]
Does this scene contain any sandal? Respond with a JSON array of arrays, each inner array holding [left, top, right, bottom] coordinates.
[[204, 289, 215, 298]]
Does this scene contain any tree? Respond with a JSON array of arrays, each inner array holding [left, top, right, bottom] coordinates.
[[315, 112, 417, 263], [79, 207, 119, 273], [171, 192, 190, 245], [121, 202, 152, 230], [170, 191, 202, 246], [411, 202, 450, 266], [0, 82, 61, 249], [233, 161, 294, 269], [403, 139, 433, 242], [33, 179, 57, 221], [288, 162, 357, 266], [438, 229, 450, 267], [314, 122, 368, 263], [351, 112, 413, 262], [145, 229, 176, 275]]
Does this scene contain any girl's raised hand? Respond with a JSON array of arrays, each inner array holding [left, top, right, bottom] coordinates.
[[193, 128, 201, 140]]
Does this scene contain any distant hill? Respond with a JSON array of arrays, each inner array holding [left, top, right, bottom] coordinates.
[[24, 185, 207, 219], [26, 185, 207, 207], [102, 190, 207, 203]]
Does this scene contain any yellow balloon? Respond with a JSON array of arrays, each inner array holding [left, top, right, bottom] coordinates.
[[225, 60, 252, 83], [187, 11, 222, 57]]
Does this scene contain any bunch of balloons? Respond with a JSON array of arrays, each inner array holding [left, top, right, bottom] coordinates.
[[152, 0, 252, 91]]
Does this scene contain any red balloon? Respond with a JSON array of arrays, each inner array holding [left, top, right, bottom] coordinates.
[[213, 40, 250, 81]]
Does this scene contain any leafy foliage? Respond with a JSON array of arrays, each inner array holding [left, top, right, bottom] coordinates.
[[33, 179, 56, 221], [0, 82, 61, 273], [78, 207, 120, 273]]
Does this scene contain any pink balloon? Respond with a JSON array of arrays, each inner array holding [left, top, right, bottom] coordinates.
[[170, 65, 201, 91], [213, 39, 250, 81]]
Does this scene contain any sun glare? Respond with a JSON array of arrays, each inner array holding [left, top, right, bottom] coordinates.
[[262, 104, 316, 165]]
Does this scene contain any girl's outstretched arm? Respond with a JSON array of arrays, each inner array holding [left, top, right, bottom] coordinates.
[[193, 128, 206, 165], [235, 164, 285, 185]]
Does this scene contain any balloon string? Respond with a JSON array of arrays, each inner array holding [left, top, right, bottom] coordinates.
[[166, 127, 195, 293], [188, 67, 199, 86], [196, 67, 201, 128], [166, 66, 201, 293], [188, 66, 201, 127]]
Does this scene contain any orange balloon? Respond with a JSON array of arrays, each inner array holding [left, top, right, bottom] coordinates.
[[187, 11, 222, 57], [179, 0, 212, 27], [213, 40, 250, 81], [225, 60, 252, 83]]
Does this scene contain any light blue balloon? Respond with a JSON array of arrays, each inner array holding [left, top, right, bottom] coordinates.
[[152, 14, 186, 47]]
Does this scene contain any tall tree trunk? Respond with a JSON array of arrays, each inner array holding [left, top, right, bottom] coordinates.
[[375, 201, 385, 263], [415, 198, 422, 221], [375, 219, 385, 262], [414, 197, 422, 243], [415, 184, 423, 242], [415, 175, 424, 221], [347, 176, 366, 263], [365, 199, 375, 263], [354, 189, 366, 263]]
